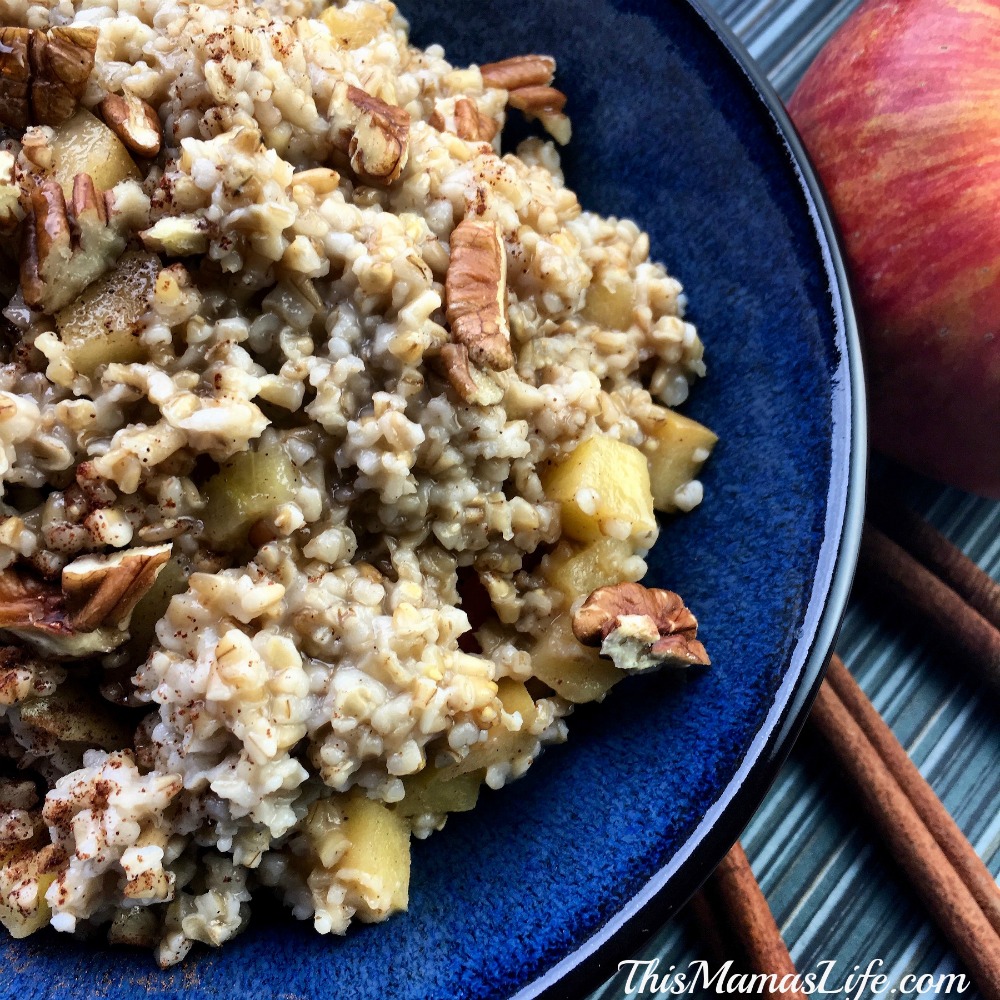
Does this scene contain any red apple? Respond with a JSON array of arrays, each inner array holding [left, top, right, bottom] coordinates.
[[788, 0, 1000, 496]]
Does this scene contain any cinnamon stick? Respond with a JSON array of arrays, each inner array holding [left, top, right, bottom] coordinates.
[[710, 843, 807, 1000], [872, 499, 1000, 631], [858, 526, 1000, 695], [810, 680, 1000, 1000], [686, 886, 732, 968], [826, 655, 1000, 939]]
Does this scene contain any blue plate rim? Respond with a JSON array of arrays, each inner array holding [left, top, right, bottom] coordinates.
[[513, 4, 868, 998]]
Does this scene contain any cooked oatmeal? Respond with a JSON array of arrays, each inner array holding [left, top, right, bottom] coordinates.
[[0, 0, 716, 963]]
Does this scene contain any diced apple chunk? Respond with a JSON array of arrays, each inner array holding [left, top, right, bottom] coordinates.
[[582, 276, 633, 330], [128, 556, 189, 651], [0, 844, 63, 939], [51, 108, 141, 197], [396, 768, 482, 818], [318, 4, 389, 48], [338, 795, 410, 920], [544, 537, 634, 601], [452, 678, 537, 775], [55, 250, 160, 377], [201, 443, 300, 549], [642, 407, 718, 513], [543, 436, 656, 544], [17, 684, 133, 749], [530, 614, 625, 703]]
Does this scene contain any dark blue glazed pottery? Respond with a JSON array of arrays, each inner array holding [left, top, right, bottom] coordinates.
[[4, 2, 864, 998]]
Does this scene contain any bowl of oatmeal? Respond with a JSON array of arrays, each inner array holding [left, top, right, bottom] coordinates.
[[0, 0, 864, 997]]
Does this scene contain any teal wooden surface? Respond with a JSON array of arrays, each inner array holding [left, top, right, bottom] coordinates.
[[591, 1, 1000, 996]]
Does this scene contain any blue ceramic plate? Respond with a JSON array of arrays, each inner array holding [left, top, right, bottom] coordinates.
[[5, 2, 864, 998]]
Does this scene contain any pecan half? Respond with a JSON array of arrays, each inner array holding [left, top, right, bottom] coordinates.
[[479, 53, 569, 145], [445, 218, 513, 370], [99, 92, 163, 158], [0, 26, 97, 128], [334, 85, 410, 186], [62, 543, 172, 632], [20, 174, 125, 313], [480, 55, 556, 91], [572, 582, 710, 672]]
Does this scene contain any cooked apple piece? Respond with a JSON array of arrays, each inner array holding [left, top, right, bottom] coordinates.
[[530, 614, 625, 703], [452, 678, 537, 775], [201, 443, 300, 549], [542, 436, 656, 544], [54, 250, 160, 378], [18, 684, 133, 750], [51, 108, 141, 197], [338, 794, 410, 920], [582, 275, 633, 330], [318, 4, 389, 48], [642, 407, 717, 512], [396, 768, 482, 818], [0, 844, 64, 939], [127, 556, 190, 651], [543, 537, 633, 600], [107, 905, 161, 948]]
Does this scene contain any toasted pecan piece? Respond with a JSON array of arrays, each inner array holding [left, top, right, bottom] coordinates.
[[0, 544, 171, 657], [480, 54, 556, 91], [31, 26, 98, 126], [573, 581, 710, 671], [20, 174, 125, 313], [99, 92, 162, 158], [62, 544, 172, 632], [0, 26, 97, 128], [445, 218, 513, 371], [333, 85, 410, 186], [454, 98, 498, 142]]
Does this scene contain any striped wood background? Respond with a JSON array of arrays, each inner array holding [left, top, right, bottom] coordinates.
[[591, 1, 1000, 996]]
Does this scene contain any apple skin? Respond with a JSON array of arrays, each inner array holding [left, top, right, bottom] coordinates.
[[787, 0, 1000, 496]]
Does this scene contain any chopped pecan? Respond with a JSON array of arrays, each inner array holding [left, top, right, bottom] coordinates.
[[572, 582, 710, 672], [508, 86, 570, 145], [0, 568, 119, 656], [480, 54, 556, 91], [453, 98, 498, 142], [0, 26, 97, 128], [332, 85, 409, 186], [445, 218, 513, 370], [440, 342, 504, 406], [31, 26, 98, 126], [20, 174, 125, 313], [0, 547, 168, 658], [98, 92, 162, 158], [0, 28, 32, 129], [62, 543, 172, 632], [479, 53, 569, 145], [508, 86, 567, 116], [0, 570, 68, 636]]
